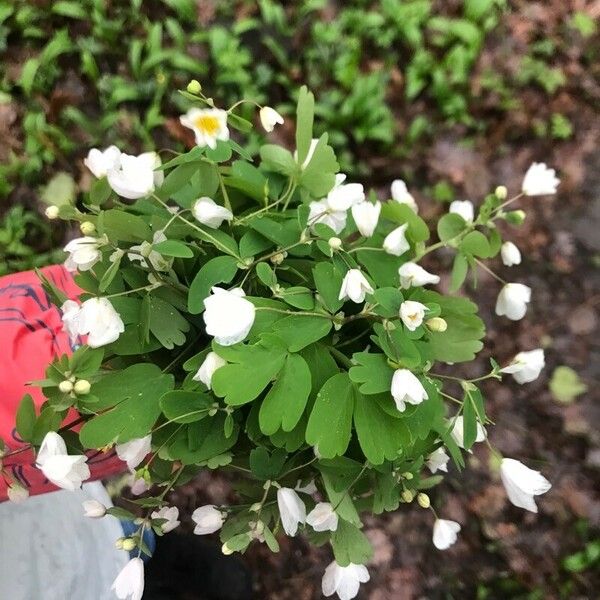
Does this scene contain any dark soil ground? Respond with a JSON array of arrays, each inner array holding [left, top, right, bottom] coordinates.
[[3, 1, 599, 598]]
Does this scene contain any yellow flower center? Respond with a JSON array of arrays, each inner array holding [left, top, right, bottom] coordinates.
[[194, 114, 220, 137]]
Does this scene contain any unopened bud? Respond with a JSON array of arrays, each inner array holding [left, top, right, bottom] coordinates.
[[187, 79, 202, 94], [59, 380, 74, 393], [494, 185, 508, 200], [426, 317, 447, 332], [249, 502, 262, 513], [270, 253, 285, 265], [74, 379, 91, 395], [505, 210, 526, 225], [115, 538, 125, 550], [45, 205, 59, 220], [417, 493, 430, 508], [402, 472, 414, 480], [328, 237, 342, 250], [121, 538, 136, 552], [80, 221, 95, 235], [401, 490, 414, 503], [221, 543, 234, 555]]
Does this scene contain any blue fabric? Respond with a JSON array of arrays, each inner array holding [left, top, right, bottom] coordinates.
[[120, 520, 156, 562]]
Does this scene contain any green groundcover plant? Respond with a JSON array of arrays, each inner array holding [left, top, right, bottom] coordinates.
[[5, 83, 559, 600]]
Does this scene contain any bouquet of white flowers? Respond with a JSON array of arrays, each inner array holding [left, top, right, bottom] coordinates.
[[15, 83, 557, 600]]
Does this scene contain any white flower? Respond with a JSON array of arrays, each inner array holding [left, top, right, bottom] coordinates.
[[111, 557, 145, 600], [391, 369, 428, 412], [84, 145, 121, 178], [448, 416, 486, 449], [83, 499, 107, 518], [495, 283, 531, 321], [399, 300, 427, 331], [500, 349, 545, 384], [193, 351, 227, 390], [128, 231, 173, 272], [383, 223, 410, 256], [295, 479, 318, 496], [61, 299, 82, 344], [107, 152, 163, 200], [151, 506, 181, 533], [398, 262, 440, 289], [180, 108, 229, 149], [130, 477, 149, 496], [64, 236, 103, 272], [116, 435, 152, 471], [522, 162, 560, 196], [277, 487, 306, 537], [259, 106, 284, 132], [427, 447, 449, 474], [68, 297, 125, 348], [192, 505, 225, 535], [308, 199, 347, 234], [306, 502, 338, 532], [501, 241, 522, 267], [449, 200, 474, 223], [203, 287, 256, 346], [433, 519, 461, 550], [326, 175, 365, 212], [351, 201, 381, 237], [390, 179, 418, 212], [322, 561, 370, 600], [36, 432, 90, 491], [500, 458, 551, 513], [338, 269, 374, 304], [7, 483, 29, 504], [192, 196, 233, 229]]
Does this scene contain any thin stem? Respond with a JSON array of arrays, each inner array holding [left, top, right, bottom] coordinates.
[[254, 306, 332, 320], [105, 283, 161, 299], [329, 346, 353, 369], [332, 463, 369, 511], [475, 258, 507, 285]]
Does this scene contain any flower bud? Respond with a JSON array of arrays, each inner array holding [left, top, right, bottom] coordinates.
[[328, 237, 342, 250], [505, 210, 526, 225], [45, 205, 59, 220], [401, 490, 414, 503], [221, 543, 234, 555], [115, 538, 125, 550], [80, 221, 96, 235], [121, 538, 136, 552], [187, 79, 202, 94], [402, 472, 414, 480], [58, 380, 74, 393], [74, 379, 91, 395], [249, 502, 262, 513], [495, 185, 508, 200], [270, 252, 285, 265], [426, 317, 448, 332], [417, 493, 430, 508]]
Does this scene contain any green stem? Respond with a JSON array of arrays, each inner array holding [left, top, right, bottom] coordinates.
[[330, 346, 353, 369]]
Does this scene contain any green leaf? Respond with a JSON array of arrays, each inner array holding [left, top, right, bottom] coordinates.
[[437, 213, 467, 242], [149, 297, 190, 349], [249, 447, 287, 480], [354, 391, 410, 464], [211, 339, 286, 406], [349, 353, 394, 394], [99, 251, 123, 292], [272, 315, 332, 352], [160, 391, 213, 423], [89, 177, 112, 206], [295, 85, 314, 165], [299, 134, 339, 197], [152, 239, 193, 258], [79, 364, 174, 447], [380, 203, 430, 242], [16, 395, 36, 443], [278, 286, 315, 310], [259, 353, 312, 435], [331, 519, 373, 567], [313, 262, 344, 313], [306, 373, 354, 458], [319, 459, 362, 526], [188, 256, 239, 314], [259, 145, 296, 176], [157, 161, 203, 200], [549, 366, 587, 404], [450, 253, 468, 292], [40, 172, 76, 207], [460, 230, 490, 258], [102, 209, 151, 242], [69, 346, 104, 379]]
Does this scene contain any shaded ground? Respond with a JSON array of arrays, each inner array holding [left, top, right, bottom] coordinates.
[[3, 0, 600, 598]]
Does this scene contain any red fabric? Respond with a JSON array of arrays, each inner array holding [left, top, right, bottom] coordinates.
[[0, 265, 126, 501]]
